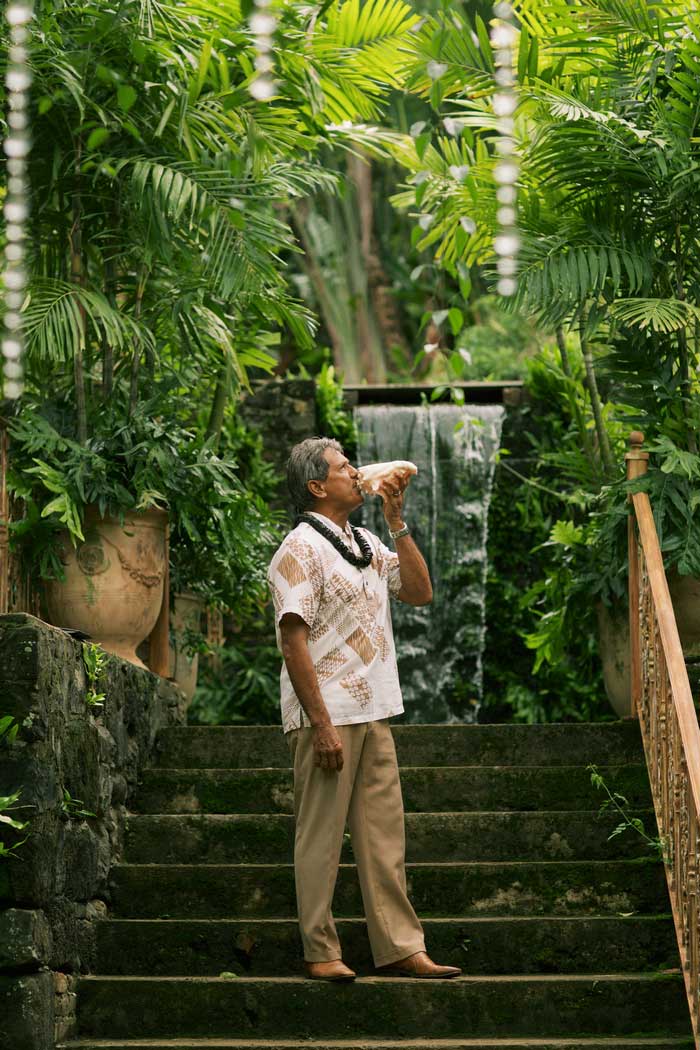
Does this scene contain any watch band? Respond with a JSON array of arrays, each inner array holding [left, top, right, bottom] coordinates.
[[389, 523, 410, 541]]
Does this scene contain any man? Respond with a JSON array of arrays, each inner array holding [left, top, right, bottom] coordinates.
[[267, 436, 461, 982]]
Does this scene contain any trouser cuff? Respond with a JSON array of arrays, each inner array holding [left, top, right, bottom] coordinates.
[[373, 939, 426, 968], [303, 953, 344, 963]]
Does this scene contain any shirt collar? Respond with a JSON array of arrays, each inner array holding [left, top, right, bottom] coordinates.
[[307, 510, 353, 541]]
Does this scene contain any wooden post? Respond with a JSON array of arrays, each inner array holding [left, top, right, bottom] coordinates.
[[148, 519, 170, 677], [625, 431, 649, 718]]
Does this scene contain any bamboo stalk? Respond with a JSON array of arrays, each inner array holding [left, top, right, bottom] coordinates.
[[70, 139, 88, 445], [580, 325, 614, 477]]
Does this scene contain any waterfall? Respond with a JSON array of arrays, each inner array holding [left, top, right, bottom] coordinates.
[[354, 403, 504, 723]]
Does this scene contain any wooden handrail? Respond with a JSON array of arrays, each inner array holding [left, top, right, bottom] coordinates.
[[627, 431, 700, 1047], [632, 491, 700, 814]]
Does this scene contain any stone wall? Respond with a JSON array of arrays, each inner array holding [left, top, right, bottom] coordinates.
[[238, 378, 317, 520], [0, 614, 187, 1050]]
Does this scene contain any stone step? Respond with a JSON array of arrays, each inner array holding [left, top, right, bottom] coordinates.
[[154, 723, 644, 770], [124, 811, 657, 865], [95, 915, 680, 977], [75, 974, 692, 1040], [58, 1039, 699, 1050], [109, 860, 668, 919], [133, 765, 651, 815]]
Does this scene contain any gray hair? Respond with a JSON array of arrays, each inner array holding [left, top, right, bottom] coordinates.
[[287, 437, 344, 515]]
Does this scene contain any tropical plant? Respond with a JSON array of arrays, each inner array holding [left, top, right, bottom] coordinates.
[[82, 642, 109, 708], [188, 635, 281, 725], [390, 0, 699, 485], [5, 387, 284, 623], [168, 408, 285, 617], [481, 340, 619, 723], [0, 715, 29, 858], [3, 0, 428, 612], [314, 362, 358, 451]]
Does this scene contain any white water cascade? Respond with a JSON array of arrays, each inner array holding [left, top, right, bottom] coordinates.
[[354, 402, 504, 723]]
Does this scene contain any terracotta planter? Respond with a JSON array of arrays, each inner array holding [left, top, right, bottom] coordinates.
[[597, 575, 700, 716], [44, 505, 168, 669], [668, 570, 700, 658], [168, 591, 205, 701], [596, 602, 631, 718]]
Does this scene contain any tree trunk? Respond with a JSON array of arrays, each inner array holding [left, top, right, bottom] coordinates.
[[556, 325, 595, 471], [128, 266, 148, 418], [555, 326, 572, 378], [290, 201, 359, 381], [69, 142, 88, 445], [347, 152, 411, 371], [580, 325, 614, 478], [205, 353, 233, 448], [101, 253, 116, 401], [346, 153, 388, 384], [675, 223, 697, 453]]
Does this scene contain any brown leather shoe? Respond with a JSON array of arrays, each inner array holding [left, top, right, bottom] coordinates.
[[304, 959, 356, 982], [376, 950, 461, 979]]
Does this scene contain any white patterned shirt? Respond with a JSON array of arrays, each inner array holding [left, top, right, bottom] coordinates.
[[267, 511, 405, 733]]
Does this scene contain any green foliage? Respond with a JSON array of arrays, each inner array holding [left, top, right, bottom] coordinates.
[[0, 790, 29, 859], [6, 388, 284, 615], [481, 339, 628, 724], [82, 643, 109, 709], [314, 363, 358, 450], [0, 715, 19, 746], [0, 718, 29, 858], [60, 789, 96, 820], [170, 409, 284, 615], [188, 635, 281, 726], [588, 764, 666, 862]]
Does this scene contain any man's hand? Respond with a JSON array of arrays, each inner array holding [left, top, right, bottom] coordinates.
[[378, 473, 410, 530], [312, 723, 344, 772]]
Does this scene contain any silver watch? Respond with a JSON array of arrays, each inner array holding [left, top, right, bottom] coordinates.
[[389, 523, 410, 541]]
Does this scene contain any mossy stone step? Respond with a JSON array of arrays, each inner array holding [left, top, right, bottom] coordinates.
[[154, 723, 644, 770], [133, 765, 651, 815], [109, 860, 668, 920], [76, 974, 692, 1040], [57, 1039, 699, 1050], [96, 915, 680, 977], [124, 810, 657, 865]]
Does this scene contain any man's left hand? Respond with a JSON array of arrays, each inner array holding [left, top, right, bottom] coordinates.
[[378, 474, 410, 530]]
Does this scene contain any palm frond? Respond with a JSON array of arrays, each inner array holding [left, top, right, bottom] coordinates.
[[23, 280, 153, 363], [609, 298, 700, 334]]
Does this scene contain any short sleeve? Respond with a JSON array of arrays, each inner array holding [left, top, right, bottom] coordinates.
[[268, 535, 324, 631], [363, 529, 402, 598]]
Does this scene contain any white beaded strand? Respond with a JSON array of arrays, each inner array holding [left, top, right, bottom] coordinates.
[[2, 1, 33, 400], [490, 1, 519, 298], [248, 0, 277, 101]]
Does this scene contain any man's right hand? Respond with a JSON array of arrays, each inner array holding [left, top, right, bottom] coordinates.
[[312, 723, 344, 772]]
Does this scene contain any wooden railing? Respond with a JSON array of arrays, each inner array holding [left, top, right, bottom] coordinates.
[[627, 431, 700, 1047]]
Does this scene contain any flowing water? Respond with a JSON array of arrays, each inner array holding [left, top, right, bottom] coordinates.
[[354, 403, 504, 723]]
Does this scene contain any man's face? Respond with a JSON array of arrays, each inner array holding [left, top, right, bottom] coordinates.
[[311, 447, 364, 511]]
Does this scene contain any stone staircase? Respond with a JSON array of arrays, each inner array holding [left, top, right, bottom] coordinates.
[[60, 722, 695, 1050]]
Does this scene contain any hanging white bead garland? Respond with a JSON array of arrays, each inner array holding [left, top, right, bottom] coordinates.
[[248, 0, 277, 101], [490, 1, 519, 297], [2, 1, 33, 400]]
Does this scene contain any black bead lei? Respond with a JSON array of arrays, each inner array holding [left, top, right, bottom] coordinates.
[[295, 512, 373, 569]]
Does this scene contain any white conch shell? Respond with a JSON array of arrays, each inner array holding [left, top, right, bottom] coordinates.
[[357, 460, 418, 494]]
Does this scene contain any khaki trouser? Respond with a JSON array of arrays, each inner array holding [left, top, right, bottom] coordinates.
[[287, 718, 426, 967]]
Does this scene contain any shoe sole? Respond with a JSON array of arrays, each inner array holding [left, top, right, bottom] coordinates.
[[306, 974, 357, 982], [377, 970, 462, 979]]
